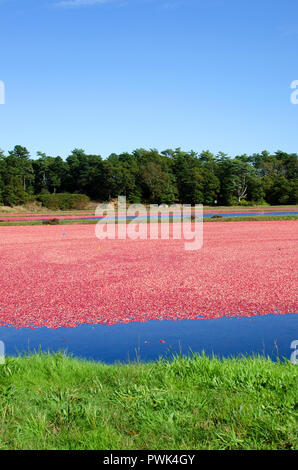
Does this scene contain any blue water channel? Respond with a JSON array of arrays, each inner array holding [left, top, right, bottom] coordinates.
[[0, 313, 297, 363], [58, 210, 298, 222]]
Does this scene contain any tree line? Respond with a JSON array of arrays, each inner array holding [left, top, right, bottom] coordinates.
[[0, 146, 297, 207]]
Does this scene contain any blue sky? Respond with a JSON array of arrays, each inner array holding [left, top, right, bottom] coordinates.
[[0, 0, 298, 159]]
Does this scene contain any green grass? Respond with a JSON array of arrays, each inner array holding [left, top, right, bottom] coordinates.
[[0, 353, 297, 450], [0, 214, 297, 227]]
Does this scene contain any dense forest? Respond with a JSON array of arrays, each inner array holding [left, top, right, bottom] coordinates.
[[0, 146, 297, 207]]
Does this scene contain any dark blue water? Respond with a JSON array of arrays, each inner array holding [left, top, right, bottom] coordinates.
[[0, 313, 297, 363], [60, 210, 298, 222]]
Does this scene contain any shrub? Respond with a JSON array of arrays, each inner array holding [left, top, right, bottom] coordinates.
[[42, 218, 60, 225], [238, 200, 252, 206], [38, 193, 90, 210]]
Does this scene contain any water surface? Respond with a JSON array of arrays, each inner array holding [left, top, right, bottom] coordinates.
[[0, 313, 296, 363]]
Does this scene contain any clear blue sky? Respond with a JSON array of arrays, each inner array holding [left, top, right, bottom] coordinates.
[[0, 0, 298, 159]]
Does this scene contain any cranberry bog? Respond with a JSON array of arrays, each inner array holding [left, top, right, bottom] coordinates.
[[0, 221, 297, 362], [0, 205, 298, 222], [0, 207, 297, 222]]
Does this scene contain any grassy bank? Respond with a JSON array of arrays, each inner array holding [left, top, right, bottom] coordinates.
[[0, 214, 297, 227], [0, 353, 296, 450]]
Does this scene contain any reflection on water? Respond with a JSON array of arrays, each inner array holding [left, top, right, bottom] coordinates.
[[0, 313, 297, 363]]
